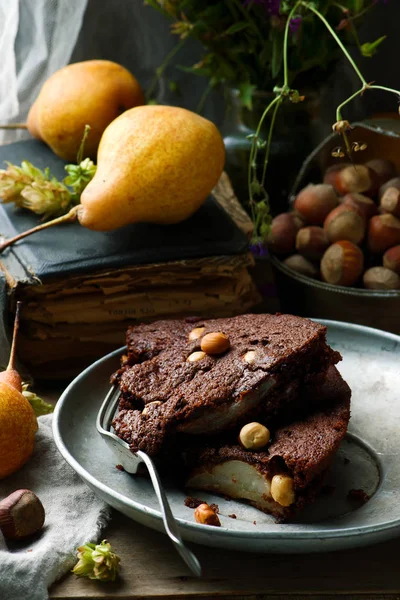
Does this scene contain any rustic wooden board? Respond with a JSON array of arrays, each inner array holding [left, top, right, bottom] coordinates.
[[50, 510, 400, 599]]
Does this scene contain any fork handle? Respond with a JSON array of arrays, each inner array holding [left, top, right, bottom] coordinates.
[[137, 451, 202, 578]]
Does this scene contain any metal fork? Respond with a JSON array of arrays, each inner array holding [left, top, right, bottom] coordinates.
[[96, 385, 202, 578]]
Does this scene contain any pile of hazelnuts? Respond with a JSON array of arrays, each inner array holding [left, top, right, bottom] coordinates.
[[268, 158, 400, 290]]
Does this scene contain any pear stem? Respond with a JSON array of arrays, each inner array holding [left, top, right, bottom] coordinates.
[[7, 301, 22, 371], [0, 123, 28, 130], [0, 205, 80, 253]]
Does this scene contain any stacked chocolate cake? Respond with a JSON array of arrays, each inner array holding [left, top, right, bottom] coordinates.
[[112, 314, 351, 521]]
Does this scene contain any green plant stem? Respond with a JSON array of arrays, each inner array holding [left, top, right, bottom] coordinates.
[[247, 94, 281, 220], [261, 97, 282, 188], [336, 84, 400, 121], [283, 2, 302, 88], [76, 125, 91, 164], [299, 1, 367, 86], [0, 205, 80, 253], [369, 85, 400, 97], [146, 38, 186, 101]]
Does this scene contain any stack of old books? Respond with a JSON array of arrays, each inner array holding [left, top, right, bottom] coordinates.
[[0, 141, 260, 379]]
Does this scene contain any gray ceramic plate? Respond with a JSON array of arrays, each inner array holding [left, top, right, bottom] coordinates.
[[53, 319, 400, 554]]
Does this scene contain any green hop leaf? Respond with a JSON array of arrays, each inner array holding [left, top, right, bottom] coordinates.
[[22, 384, 54, 417]]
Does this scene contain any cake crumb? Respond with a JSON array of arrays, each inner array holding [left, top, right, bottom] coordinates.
[[347, 488, 370, 506], [210, 503, 219, 514], [228, 514, 237, 519], [116, 464, 125, 471], [184, 496, 205, 509], [253, 520, 257, 525]]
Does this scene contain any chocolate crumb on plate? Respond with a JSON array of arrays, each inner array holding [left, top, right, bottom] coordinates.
[[347, 489, 370, 506], [184, 496, 205, 509]]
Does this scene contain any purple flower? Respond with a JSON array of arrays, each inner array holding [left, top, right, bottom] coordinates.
[[250, 240, 268, 257], [243, 0, 281, 16], [289, 15, 302, 33]]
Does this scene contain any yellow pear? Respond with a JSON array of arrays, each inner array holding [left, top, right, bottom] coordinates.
[[27, 60, 145, 162], [0, 303, 37, 480], [79, 105, 226, 230], [0, 382, 38, 479]]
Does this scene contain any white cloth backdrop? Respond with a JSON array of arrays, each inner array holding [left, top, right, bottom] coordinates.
[[0, 0, 88, 144]]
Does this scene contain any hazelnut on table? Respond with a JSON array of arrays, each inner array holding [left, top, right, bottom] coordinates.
[[0, 489, 45, 540]]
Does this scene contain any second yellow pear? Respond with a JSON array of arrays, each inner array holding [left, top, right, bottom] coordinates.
[[27, 60, 145, 162], [78, 105, 226, 231]]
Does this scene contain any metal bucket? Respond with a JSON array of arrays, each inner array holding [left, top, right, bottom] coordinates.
[[270, 119, 400, 334]]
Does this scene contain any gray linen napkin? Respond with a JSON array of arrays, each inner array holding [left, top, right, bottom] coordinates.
[[0, 413, 111, 600]]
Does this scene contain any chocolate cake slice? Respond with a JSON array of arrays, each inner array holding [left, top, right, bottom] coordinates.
[[184, 366, 351, 521], [112, 314, 341, 456]]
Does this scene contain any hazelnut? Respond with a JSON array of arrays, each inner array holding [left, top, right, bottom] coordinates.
[[366, 158, 397, 187], [268, 212, 304, 255], [187, 351, 206, 362], [270, 474, 296, 507], [363, 266, 400, 290], [368, 214, 400, 254], [380, 187, 400, 218], [293, 184, 338, 225], [383, 245, 400, 274], [200, 332, 230, 355], [239, 422, 270, 450], [283, 254, 319, 278], [188, 327, 205, 341], [243, 350, 257, 363], [295, 226, 329, 259], [321, 241, 364, 287], [323, 204, 365, 245], [194, 503, 221, 527], [342, 192, 378, 220], [379, 176, 400, 200], [142, 401, 162, 416], [323, 163, 350, 187], [0, 489, 45, 540], [333, 164, 378, 197]]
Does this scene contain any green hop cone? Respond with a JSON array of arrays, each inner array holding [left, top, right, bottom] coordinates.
[[21, 179, 75, 220], [0, 161, 45, 204], [72, 540, 120, 582]]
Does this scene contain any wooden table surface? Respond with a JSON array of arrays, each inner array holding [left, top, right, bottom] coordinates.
[[50, 509, 400, 599]]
